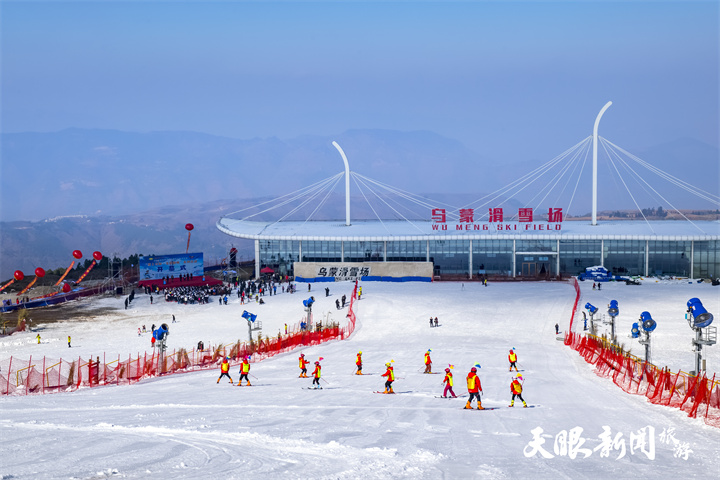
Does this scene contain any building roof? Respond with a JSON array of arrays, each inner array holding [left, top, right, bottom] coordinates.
[[217, 217, 720, 242]]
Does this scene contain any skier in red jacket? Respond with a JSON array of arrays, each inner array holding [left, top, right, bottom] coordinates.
[[217, 357, 233, 384], [298, 353, 309, 378], [465, 367, 484, 410], [381, 363, 395, 394], [510, 374, 527, 407], [442, 368, 456, 398]]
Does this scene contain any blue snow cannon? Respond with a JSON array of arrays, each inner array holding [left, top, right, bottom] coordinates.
[[153, 323, 169, 341], [241, 310, 257, 322], [687, 298, 714, 328], [585, 303, 598, 315], [640, 311, 656, 332], [303, 297, 315, 308], [631, 322, 640, 338], [608, 300, 619, 317]]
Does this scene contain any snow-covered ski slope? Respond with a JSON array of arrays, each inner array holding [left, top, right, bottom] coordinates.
[[1, 280, 719, 479]]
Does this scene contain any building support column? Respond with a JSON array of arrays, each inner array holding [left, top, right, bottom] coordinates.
[[556, 239, 560, 277], [512, 239, 516, 278], [600, 239, 604, 267], [645, 240, 649, 277], [426, 240, 430, 262], [341, 241, 344, 262], [299, 241, 302, 263], [469, 240, 473, 279], [690, 240, 695, 279], [254, 240, 260, 279], [383, 241, 387, 262]]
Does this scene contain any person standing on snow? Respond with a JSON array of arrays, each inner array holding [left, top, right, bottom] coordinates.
[[555, 323, 559, 335], [424, 349, 433, 373], [237, 356, 251, 386], [311, 361, 322, 388], [429, 317, 434, 328], [67, 335, 71, 348], [217, 357, 233, 384], [355, 351, 363, 375], [442, 368, 456, 398], [465, 367, 484, 410], [508, 349, 519, 372], [298, 353, 309, 378], [381, 362, 395, 394], [510, 374, 527, 407]]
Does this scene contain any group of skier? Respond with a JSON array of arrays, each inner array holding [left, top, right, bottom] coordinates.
[[216, 345, 528, 409]]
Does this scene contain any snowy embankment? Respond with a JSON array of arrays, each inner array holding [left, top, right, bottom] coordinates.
[[1, 280, 719, 479]]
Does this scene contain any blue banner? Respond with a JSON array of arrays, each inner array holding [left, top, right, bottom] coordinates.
[[139, 253, 204, 281]]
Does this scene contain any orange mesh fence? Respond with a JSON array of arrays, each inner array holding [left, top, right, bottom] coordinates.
[[565, 330, 719, 428], [2, 283, 359, 396]]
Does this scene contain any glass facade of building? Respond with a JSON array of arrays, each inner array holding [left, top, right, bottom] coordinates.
[[257, 238, 719, 279]]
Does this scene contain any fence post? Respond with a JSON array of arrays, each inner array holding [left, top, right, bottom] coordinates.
[[26, 355, 32, 395], [6, 356, 11, 395], [42, 356, 45, 394], [58, 357, 62, 392]]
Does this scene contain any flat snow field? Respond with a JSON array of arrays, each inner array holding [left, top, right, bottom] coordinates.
[[1, 279, 719, 479]]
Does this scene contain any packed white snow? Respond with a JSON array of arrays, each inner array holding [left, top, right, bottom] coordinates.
[[1, 278, 719, 479]]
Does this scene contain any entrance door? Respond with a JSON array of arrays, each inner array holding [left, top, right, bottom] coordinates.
[[521, 262, 537, 276]]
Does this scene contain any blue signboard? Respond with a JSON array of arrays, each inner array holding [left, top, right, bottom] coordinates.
[[139, 253, 204, 281]]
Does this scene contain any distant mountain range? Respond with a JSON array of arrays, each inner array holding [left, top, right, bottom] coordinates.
[[1, 128, 717, 280]]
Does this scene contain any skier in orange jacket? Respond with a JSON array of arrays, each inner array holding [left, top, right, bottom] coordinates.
[[381, 363, 395, 393], [510, 374, 527, 407], [298, 353, 309, 378], [355, 351, 363, 375], [424, 349, 432, 373], [465, 366, 484, 409], [508, 349, 519, 372], [217, 357, 233, 384]]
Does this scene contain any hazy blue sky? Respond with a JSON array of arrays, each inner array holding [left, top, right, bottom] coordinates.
[[2, 1, 718, 161]]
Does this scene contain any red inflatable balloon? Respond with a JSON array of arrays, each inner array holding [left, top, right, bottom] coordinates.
[[72, 250, 83, 259], [62, 283, 71, 293], [35, 267, 46, 278], [93, 251, 103, 261], [14, 270, 24, 281], [185, 223, 194, 231]]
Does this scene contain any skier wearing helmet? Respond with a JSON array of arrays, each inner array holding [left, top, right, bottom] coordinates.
[[442, 367, 456, 398], [424, 349, 433, 373], [355, 351, 363, 375], [311, 360, 322, 388], [465, 366, 484, 409], [508, 349, 519, 372], [381, 362, 395, 394], [298, 353, 309, 378], [217, 357, 233, 384], [510, 374, 527, 407]]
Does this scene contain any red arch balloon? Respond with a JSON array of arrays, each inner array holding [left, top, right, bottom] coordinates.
[[185, 223, 194, 231], [14, 270, 24, 281], [72, 250, 83, 259], [35, 267, 46, 278], [62, 283, 71, 293], [93, 251, 103, 261]]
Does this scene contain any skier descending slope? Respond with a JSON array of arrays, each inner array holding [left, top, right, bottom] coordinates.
[[237, 356, 251, 386], [508, 349, 519, 372], [298, 353, 309, 378], [464, 366, 484, 410], [380, 362, 395, 394], [442, 367, 457, 398], [510, 374, 528, 408], [311, 360, 322, 389], [355, 351, 363, 375], [217, 357, 233, 384], [424, 349, 433, 373]]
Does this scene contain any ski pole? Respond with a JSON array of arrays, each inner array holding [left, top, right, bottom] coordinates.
[[250, 373, 258, 379], [322, 378, 330, 385]]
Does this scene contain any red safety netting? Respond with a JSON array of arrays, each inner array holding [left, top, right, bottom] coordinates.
[[565, 331, 720, 428], [2, 283, 359, 396]]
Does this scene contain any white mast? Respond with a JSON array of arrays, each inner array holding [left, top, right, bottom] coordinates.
[[592, 101, 612, 226], [332, 141, 351, 226]]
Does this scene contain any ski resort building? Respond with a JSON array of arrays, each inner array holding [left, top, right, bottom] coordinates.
[[217, 105, 720, 281]]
